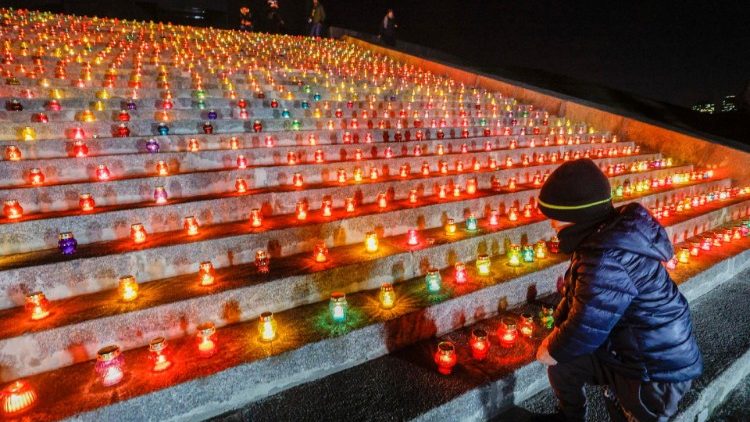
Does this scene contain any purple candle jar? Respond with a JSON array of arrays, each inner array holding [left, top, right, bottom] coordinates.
[[58, 232, 77, 255], [145, 138, 160, 153]]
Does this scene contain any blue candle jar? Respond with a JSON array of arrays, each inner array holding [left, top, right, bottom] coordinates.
[[157, 123, 169, 136], [58, 232, 77, 255], [301, 101, 310, 110], [465, 215, 478, 232], [207, 109, 218, 120], [425, 268, 442, 293], [126, 99, 137, 111], [281, 109, 290, 118], [313, 92, 321, 102], [522, 246, 535, 263]]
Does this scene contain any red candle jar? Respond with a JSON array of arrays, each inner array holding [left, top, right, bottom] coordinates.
[[130, 223, 147, 244], [96, 164, 111, 181], [148, 337, 172, 372], [292, 173, 304, 187], [25, 292, 50, 320], [499, 317, 518, 348], [434, 341, 457, 375], [409, 190, 418, 204], [235, 178, 248, 193], [377, 193, 387, 208], [28, 168, 44, 185], [199, 261, 216, 286], [188, 138, 200, 152], [407, 229, 419, 246], [79, 193, 95, 211], [296, 201, 307, 220], [236, 155, 248, 169], [3, 200, 23, 219], [470, 328, 490, 360], [548, 236, 560, 254], [314, 241, 328, 263], [5, 145, 22, 161], [322, 199, 333, 217], [1, 380, 37, 416], [196, 322, 217, 358], [255, 249, 270, 274], [345, 197, 356, 212], [73, 140, 88, 157], [183, 216, 199, 236], [250, 208, 262, 227], [155, 160, 169, 176]]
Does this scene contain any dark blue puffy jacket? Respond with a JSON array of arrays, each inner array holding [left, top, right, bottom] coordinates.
[[547, 203, 703, 382]]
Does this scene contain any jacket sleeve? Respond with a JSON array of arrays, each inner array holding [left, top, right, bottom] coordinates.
[[547, 250, 637, 363]]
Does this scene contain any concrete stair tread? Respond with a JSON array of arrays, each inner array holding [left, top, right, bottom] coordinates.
[[0, 173, 717, 270]]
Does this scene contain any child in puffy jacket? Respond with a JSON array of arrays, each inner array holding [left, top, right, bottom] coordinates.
[[535, 159, 702, 422]]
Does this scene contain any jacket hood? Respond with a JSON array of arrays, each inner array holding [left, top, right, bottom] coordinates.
[[581, 203, 674, 261]]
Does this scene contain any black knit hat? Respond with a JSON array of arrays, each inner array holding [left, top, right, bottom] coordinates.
[[538, 158, 614, 223]]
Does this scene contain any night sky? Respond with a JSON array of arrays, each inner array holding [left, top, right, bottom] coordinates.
[[319, 0, 750, 108], [12, 0, 750, 108]]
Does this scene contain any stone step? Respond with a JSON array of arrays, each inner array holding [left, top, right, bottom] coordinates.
[[0, 149, 655, 219], [2, 117, 505, 140], [210, 230, 750, 422], [0, 168, 711, 298], [0, 130, 611, 160], [0, 188, 742, 382], [0, 140, 631, 189], [1, 138, 624, 186]]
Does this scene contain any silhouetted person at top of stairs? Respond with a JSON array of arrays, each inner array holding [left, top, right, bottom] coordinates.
[[379, 9, 397, 47], [308, 0, 326, 37]]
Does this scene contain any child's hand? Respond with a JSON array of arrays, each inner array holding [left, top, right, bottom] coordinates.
[[536, 334, 558, 366]]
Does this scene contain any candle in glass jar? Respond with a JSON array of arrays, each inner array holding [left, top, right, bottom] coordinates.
[[0, 380, 37, 416], [58, 232, 77, 255], [365, 232, 379, 253], [379, 283, 396, 309], [454, 262, 467, 283], [183, 216, 199, 236], [258, 312, 278, 342], [426, 268, 442, 293], [148, 337, 172, 372], [445, 219, 457, 236], [25, 292, 50, 320], [79, 193, 95, 211], [469, 329, 490, 360], [235, 177, 248, 193], [476, 254, 491, 276], [153, 186, 168, 204], [314, 241, 328, 263], [3, 200, 23, 219], [199, 261, 216, 286], [118, 275, 139, 302], [519, 313, 535, 337], [499, 317, 518, 348], [434, 341, 457, 375], [329, 292, 348, 323], [196, 322, 217, 358], [255, 249, 270, 274], [130, 223, 147, 244], [540, 304, 555, 329], [95, 345, 124, 387], [250, 209, 262, 227]]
